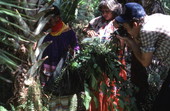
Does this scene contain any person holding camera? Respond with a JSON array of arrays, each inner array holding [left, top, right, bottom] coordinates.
[[113, 2, 170, 111]]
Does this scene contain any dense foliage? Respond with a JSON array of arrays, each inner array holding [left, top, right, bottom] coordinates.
[[0, 0, 170, 110], [66, 37, 138, 110]]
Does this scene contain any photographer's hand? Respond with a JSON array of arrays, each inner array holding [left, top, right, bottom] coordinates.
[[116, 34, 153, 67], [116, 35, 133, 48]]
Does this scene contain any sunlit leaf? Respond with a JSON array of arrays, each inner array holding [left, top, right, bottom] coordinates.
[[0, 106, 8, 111], [27, 59, 45, 77], [34, 38, 52, 62], [83, 83, 92, 110], [34, 15, 52, 35]]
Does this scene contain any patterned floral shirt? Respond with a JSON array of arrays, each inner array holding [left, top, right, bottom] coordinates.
[[139, 13, 170, 67], [89, 16, 116, 38]]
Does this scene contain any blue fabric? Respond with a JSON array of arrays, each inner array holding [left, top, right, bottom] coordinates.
[[42, 29, 79, 66], [115, 2, 146, 23]]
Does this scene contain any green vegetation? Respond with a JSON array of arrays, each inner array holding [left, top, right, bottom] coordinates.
[[0, 0, 170, 110]]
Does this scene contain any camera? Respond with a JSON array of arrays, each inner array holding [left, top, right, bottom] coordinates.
[[113, 26, 129, 37]]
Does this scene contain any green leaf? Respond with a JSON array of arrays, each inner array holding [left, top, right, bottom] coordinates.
[[92, 94, 98, 108], [0, 106, 8, 111], [0, 28, 29, 42], [34, 39, 52, 62], [90, 71, 98, 90], [69, 94, 78, 111], [0, 1, 32, 10], [100, 82, 107, 95], [83, 83, 92, 110], [0, 52, 18, 69], [0, 76, 12, 83], [27, 59, 45, 77], [0, 17, 30, 34]]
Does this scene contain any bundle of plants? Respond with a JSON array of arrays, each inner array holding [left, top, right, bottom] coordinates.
[[66, 37, 138, 111]]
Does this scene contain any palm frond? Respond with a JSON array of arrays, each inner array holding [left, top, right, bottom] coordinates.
[[0, 17, 31, 35], [0, 1, 32, 10], [0, 28, 29, 42], [0, 52, 18, 70], [0, 76, 12, 83]]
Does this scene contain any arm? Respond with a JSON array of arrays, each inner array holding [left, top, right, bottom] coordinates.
[[117, 35, 153, 67], [83, 24, 99, 37], [68, 30, 80, 57], [83, 17, 103, 37]]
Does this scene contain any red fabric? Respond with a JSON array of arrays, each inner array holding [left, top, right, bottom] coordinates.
[[88, 49, 127, 111], [51, 19, 63, 32], [89, 74, 124, 111], [118, 49, 127, 81]]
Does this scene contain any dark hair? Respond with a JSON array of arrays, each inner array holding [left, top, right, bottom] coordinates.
[[127, 17, 145, 28], [44, 5, 60, 17], [98, 0, 122, 15]]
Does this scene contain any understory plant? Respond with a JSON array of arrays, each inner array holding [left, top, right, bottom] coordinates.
[[67, 36, 138, 110]]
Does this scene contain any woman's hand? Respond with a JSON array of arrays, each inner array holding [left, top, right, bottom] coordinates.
[[87, 30, 99, 37]]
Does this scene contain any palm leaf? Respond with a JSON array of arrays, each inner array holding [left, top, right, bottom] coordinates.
[[0, 17, 31, 35], [0, 28, 29, 42], [0, 76, 12, 83], [0, 1, 32, 10], [27, 59, 45, 77], [0, 53, 18, 70]]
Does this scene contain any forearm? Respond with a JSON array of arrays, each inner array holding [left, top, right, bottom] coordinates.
[[127, 39, 142, 59], [83, 24, 98, 37], [127, 39, 152, 67]]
